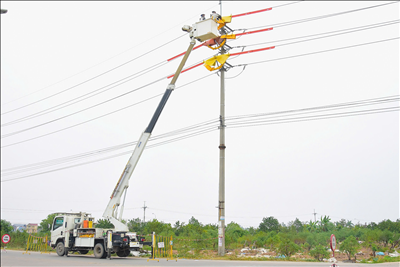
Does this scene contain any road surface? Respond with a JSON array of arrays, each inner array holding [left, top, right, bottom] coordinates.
[[1, 250, 399, 267]]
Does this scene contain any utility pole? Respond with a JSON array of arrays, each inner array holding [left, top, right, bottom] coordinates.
[[218, 0, 226, 257], [142, 201, 148, 223]]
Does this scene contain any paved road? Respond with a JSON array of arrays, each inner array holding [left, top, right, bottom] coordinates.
[[1, 250, 399, 267]]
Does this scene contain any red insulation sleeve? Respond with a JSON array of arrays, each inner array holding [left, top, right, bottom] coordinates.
[[232, 7, 272, 18]]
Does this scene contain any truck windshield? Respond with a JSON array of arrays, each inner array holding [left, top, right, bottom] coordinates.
[[53, 217, 64, 230]]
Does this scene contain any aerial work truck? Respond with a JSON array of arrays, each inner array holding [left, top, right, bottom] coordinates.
[[49, 19, 219, 259]]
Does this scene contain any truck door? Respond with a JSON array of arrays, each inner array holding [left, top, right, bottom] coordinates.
[[51, 216, 65, 246]]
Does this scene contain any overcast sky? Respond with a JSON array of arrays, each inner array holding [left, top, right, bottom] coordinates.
[[1, 1, 399, 228]]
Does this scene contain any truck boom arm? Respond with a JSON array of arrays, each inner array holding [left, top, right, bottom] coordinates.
[[103, 37, 197, 231]]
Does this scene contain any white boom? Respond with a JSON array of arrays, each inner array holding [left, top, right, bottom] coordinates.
[[103, 36, 197, 231]]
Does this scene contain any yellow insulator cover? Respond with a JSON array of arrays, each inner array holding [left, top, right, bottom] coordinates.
[[203, 54, 230, 71], [222, 15, 232, 23], [220, 34, 236, 39]]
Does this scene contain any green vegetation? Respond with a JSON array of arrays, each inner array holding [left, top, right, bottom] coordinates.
[[309, 244, 329, 261], [1, 215, 399, 263], [340, 235, 360, 261]]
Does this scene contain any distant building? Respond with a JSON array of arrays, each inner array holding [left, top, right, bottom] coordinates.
[[13, 224, 26, 232], [26, 223, 38, 233]]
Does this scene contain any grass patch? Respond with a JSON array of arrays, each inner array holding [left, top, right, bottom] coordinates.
[[359, 256, 400, 263]]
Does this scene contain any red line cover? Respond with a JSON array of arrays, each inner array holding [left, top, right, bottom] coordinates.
[[167, 43, 205, 62], [235, 27, 273, 37], [167, 62, 204, 79], [232, 7, 272, 18], [230, 46, 275, 56]]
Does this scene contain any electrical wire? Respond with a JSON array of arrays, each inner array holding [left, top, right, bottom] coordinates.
[[1, 34, 188, 116], [225, 96, 399, 121], [2, 104, 397, 183], [227, 107, 398, 129], [4, 96, 395, 175], [0, 3, 220, 107], [5, 4, 393, 127], [2, 95, 397, 181], [233, 37, 399, 68], [1, 54, 207, 131], [1, 61, 169, 127], [233, 20, 399, 49], [0, 126, 219, 182], [0, 1, 342, 120], [1, 118, 220, 175], [2, 35, 398, 145], [0, 72, 216, 147], [237, 1, 399, 31], [1, 76, 166, 140]]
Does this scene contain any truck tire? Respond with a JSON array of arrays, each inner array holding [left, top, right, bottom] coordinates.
[[116, 249, 130, 257], [93, 243, 105, 259], [56, 242, 65, 256]]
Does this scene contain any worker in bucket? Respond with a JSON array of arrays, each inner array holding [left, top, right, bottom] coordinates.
[[211, 11, 221, 21], [199, 14, 205, 21]]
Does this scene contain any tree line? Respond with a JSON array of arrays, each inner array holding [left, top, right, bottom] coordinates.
[[1, 215, 399, 261]]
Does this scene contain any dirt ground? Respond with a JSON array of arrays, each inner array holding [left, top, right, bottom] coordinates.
[[191, 246, 395, 262]]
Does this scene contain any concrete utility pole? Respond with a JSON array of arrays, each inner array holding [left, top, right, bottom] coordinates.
[[313, 209, 317, 222], [218, 0, 226, 257], [143, 201, 148, 223]]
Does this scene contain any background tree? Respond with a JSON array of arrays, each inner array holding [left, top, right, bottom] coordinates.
[[276, 237, 300, 257], [39, 213, 57, 233], [292, 218, 303, 233], [305, 220, 318, 233], [127, 218, 144, 233], [95, 219, 114, 228], [259, 216, 280, 232], [318, 215, 331, 232], [309, 244, 329, 261], [1, 219, 14, 233], [173, 221, 186, 236], [340, 235, 360, 261], [144, 219, 172, 236]]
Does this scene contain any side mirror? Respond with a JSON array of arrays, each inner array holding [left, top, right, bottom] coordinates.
[[48, 224, 51, 230]]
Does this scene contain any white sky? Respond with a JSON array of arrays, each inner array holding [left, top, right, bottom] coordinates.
[[1, 1, 399, 228]]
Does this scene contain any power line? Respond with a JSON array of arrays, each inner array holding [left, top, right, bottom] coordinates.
[[1, 34, 189, 116], [225, 96, 399, 121], [0, 3, 219, 107], [2, 35, 398, 146], [5, 8, 395, 128], [3, 1, 384, 122], [1, 119, 220, 176], [1, 101, 396, 183], [2, 96, 397, 181], [227, 107, 398, 129], [1, 58, 207, 131], [0, 126, 219, 182], [238, 1, 398, 31], [1, 60, 169, 127], [0, 72, 216, 148], [235, 20, 399, 48], [234, 37, 399, 68]]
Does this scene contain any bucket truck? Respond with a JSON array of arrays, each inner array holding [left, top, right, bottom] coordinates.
[[49, 23, 206, 259]]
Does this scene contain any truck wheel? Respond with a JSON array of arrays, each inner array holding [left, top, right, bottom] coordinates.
[[56, 242, 65, 256], [93, 243, 105, 259], [116, 249, 130, 257]]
